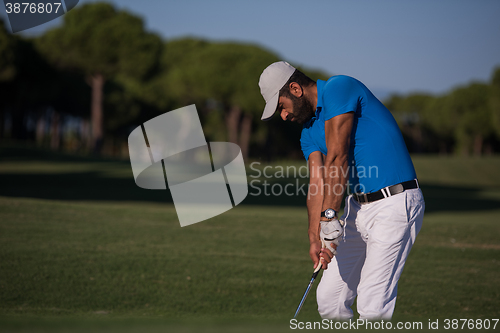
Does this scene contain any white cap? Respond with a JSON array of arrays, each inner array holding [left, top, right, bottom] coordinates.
[[258, 61, 296, 120]]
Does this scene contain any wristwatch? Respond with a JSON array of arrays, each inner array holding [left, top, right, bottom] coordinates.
[[321, 208, 336, 220]]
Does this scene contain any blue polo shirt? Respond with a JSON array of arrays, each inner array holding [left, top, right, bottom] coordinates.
[[300, 75, 416, 194]]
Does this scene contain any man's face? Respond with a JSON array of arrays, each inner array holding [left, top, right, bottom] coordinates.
[[277, 94, 315, 124]]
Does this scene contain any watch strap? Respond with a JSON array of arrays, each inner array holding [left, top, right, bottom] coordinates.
[[321, 209, 336, 219]]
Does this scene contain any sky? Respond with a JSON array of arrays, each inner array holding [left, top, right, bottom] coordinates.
[[3, 0, 500, 99]]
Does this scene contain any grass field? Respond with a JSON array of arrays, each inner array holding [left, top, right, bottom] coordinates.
[[1, 144, 499, 332]]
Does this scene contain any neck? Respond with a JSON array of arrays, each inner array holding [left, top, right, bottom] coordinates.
[[303, 82, 318, 112]]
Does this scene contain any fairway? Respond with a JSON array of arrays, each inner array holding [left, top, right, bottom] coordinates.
[[1, 145, 499, 332]]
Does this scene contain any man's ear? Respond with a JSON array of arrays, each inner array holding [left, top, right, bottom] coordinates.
[[289, 82, 303, 98]]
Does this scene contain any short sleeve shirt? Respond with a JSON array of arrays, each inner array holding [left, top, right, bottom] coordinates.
[[300, 75, 416, 194]]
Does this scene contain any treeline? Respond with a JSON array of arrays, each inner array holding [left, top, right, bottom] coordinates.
[[1, 2, 499, 160], [385, 67, 500, 155], [0, 2, 329, 161]]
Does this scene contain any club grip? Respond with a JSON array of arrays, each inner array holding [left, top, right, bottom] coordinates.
[[312, 257, 324, 277]]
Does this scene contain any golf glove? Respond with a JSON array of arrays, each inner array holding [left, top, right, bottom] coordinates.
[[320, 218, 345, 255]]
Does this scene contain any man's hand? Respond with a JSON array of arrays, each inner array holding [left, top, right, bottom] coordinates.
[[320, 219, 344, 255], [309, 239, 335, 270]]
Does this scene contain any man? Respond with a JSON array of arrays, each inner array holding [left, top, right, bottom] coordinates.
[[258, 61, 425, 320]]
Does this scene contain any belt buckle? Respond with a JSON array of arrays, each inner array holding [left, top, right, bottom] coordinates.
[[362, 193, 368, 203], [391, 183, 404, 195]]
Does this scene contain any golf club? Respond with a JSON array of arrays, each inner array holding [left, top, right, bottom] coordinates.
[[293, 254, 325, 318]]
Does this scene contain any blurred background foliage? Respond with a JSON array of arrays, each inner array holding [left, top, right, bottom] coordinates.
[[1, 2, 499, 161]]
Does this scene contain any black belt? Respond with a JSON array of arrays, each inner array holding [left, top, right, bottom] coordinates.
[[353, 179, 419, 204]]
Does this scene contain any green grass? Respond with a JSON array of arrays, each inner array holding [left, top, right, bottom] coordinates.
[[1, 144, 499, 332]]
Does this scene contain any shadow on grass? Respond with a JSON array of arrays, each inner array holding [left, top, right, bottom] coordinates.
[[1, 171, 499, 213], [0, 143, 119, 164], [1, 144, 499, 213]]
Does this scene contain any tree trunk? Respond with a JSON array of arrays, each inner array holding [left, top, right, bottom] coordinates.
[[473, 134, 483, 156], [50, 111, 60, 150], [0, 108, 4, 139], [35, 111, 45, 146], [239, 114, 252, 160], [439, 141, 447, 155], [90, 73, 104, 153], [11, 107, 26, 140], [412, 126, 423, 153], [80, 118, 91, 152], [225, 105, 241, 144], [484, 143, 493, 155]]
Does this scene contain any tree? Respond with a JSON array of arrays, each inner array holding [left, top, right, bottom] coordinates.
[[36, 2, 161, 152], [385, 93, 435, 153], [1, 18, 62, 142], [446, 83, 492, 155], [150, 39, 281, 159], [0, 19, 16, 138], [197, 43, 280, 159], [0, 19, 16, 82], [490, 67, 500, 141], [149, 39, 332, 160]]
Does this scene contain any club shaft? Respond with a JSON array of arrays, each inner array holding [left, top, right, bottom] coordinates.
[[294, 255, 324, 318], [294, 275, 317, 318]]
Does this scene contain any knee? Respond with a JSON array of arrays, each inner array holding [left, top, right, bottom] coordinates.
[[357, 294, 396, 320], [317, 294, 337, 319], [316, 281, 353, 320]]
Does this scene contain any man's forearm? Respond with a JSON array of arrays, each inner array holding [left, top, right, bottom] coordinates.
[[307, 179, 324, 244], [322, 154, 349, 212], [321, 112, 353, 214]]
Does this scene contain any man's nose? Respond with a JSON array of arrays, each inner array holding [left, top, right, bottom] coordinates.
[[281, 110, 288, 121]]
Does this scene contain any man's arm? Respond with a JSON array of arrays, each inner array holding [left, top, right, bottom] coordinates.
[[306, 113, 353, 270], [307, 151, 332, 270], [321, 112, 354, 214]]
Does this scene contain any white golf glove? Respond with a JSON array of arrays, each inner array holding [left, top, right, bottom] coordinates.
[[320, 218, 345, 255]]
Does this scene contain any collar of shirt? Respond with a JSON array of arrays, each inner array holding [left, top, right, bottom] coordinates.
[[315, 79, 326, 117]]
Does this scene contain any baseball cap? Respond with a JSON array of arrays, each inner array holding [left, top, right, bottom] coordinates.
[[259, 61, 296, 120]]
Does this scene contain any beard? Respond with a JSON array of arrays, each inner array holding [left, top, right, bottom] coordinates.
[[289, 94, 315, 124]]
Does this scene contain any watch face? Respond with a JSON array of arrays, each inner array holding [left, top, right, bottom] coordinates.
[[325, 209, 335, 219]]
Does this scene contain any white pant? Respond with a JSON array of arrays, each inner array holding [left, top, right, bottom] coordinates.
[[317, 188, 425, 320]]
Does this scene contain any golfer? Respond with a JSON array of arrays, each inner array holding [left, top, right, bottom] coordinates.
[[258, 61, 425, 320]]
